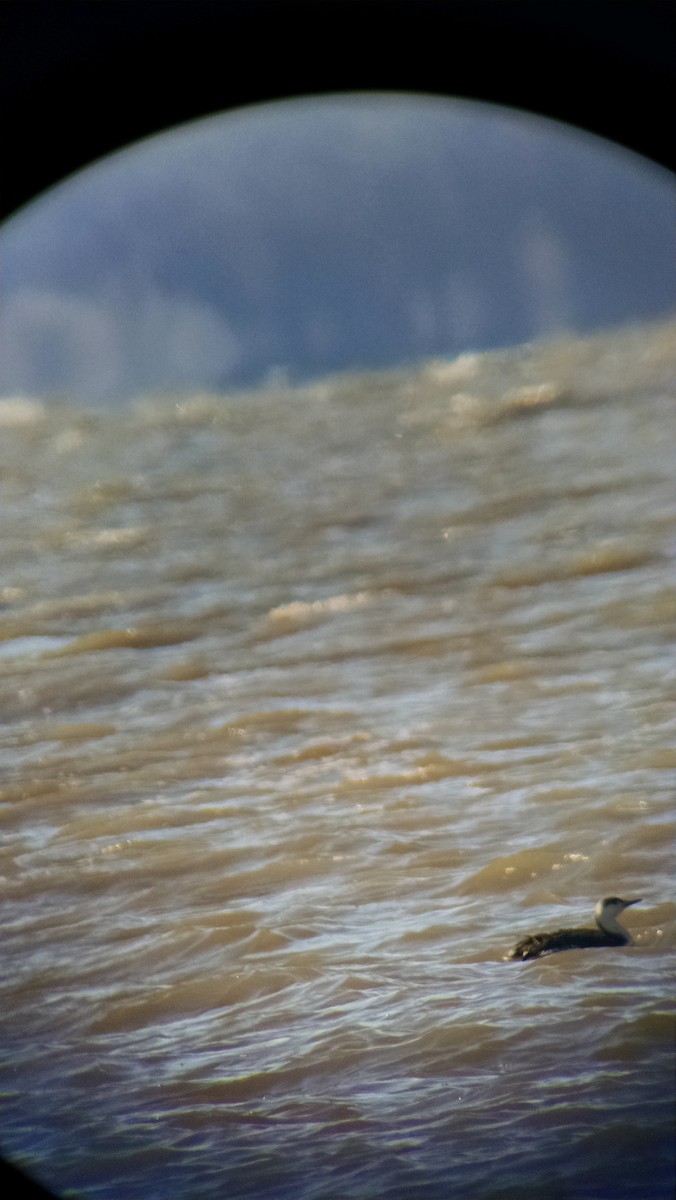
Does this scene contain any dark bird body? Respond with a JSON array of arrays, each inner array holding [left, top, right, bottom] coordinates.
[[506, 896, 641, 961]]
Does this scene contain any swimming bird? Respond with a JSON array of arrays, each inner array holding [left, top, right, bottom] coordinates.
[[506, 896, 641, 961]]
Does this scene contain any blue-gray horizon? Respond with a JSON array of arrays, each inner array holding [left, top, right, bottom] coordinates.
[[1, 93, 674, 404]]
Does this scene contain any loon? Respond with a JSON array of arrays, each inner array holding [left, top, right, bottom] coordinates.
[[506, 896, 641, 961]]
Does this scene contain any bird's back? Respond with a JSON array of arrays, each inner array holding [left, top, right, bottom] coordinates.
[[507, 924, 624, 961]]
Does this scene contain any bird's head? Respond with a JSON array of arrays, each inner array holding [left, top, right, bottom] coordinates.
[[595, 896, 642, 921]]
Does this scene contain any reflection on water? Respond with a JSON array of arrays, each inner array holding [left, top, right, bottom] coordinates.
[[1, 320, 675, 1199]]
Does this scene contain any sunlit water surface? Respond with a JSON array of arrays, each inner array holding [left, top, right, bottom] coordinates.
[[1, 321, 675, 1200]]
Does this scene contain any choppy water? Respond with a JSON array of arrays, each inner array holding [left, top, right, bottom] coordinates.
[[1, 320, 675, 1200]]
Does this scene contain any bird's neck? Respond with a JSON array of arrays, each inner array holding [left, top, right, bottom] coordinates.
[[596, 909, 628, 940]]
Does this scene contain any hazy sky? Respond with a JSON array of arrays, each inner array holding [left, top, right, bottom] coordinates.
[[1, 93, 674, 403]]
